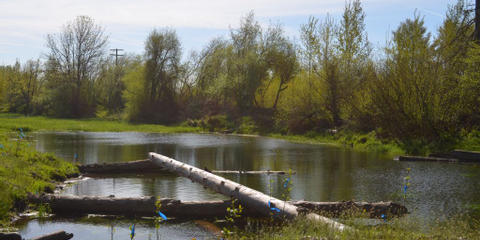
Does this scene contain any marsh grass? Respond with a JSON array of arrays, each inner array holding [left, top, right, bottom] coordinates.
[[269, 131, 405, 156], [0, 129, 78, 226], [229, 212, 480, 240]]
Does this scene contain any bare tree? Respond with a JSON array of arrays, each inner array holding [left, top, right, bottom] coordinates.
[[46, 16, 108, 117]]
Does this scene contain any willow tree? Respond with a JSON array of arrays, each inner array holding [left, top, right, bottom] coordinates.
[[261, 25, 299, 111], [46, 16, 108, 117], [125, 29, 181, 124], [229, 12, 268, 113]]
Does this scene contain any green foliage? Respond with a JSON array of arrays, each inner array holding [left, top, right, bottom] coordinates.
[[0, 113, 200, 133], [237, 116, 259, 134], [124, 29, 181, 124], [223, 198, 243, 236], [228, 214, 480, 239], [0, 129, 78, 224]]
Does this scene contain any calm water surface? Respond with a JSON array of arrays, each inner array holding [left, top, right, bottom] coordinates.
[[18, 132, 480, 238]]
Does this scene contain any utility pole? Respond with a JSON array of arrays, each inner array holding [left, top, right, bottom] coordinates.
[[110, 48, 124, 66], [475, 0, 480, 42]]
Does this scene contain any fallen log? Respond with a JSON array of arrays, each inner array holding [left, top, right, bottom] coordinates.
[[31, 231, 73, 240], [0, 232, 21, 240], [28, 195, 406, 219], [149, 152, 349, 231], [78, 159, 165, 174], [78, 160, 294, 175], [291, 200, 407, 218], [211, 170, 295, 175], [430, 150, 480, 162], [394, 156, 459, 162]]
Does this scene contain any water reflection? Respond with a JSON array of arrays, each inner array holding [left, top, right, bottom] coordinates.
[[19, 218, 213, 240]]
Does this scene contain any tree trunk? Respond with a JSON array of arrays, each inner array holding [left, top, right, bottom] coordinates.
[[475, 0, 480, 42], [149, 152, 349, 231]]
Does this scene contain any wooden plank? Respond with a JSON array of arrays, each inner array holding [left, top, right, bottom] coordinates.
[[395, 156, 459, 162]]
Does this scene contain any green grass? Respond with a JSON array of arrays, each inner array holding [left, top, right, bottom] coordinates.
[[0, 129, 78, 225], [0, 113, 200, 133], [229, 214, 480, 240], [269, 131, 405, 156]]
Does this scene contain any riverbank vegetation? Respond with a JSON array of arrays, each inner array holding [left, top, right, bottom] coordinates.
[[0, 0, 479, 156], [0, 129, 78, 225], [228, 214, 480, 239]]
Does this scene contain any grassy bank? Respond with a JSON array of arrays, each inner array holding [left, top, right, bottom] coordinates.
[[229, 214, 480, 240], [269, 131, 405, 156], [0, 113, 200, 133], [0, 129, 78, 225]]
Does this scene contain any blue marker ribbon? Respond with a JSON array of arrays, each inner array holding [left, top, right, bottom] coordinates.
[[130, 224, 135, 239], [381, 214, 386, 222], [158, 211, 167, 221], [283, 177, 290, 188], [268, 200, 281, 213], [0, 144, 4, 149], [403, 185, 408, 194]]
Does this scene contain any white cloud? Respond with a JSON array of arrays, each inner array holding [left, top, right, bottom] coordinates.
[[0, 0, 345, 32], [0, 0, 453, 64]]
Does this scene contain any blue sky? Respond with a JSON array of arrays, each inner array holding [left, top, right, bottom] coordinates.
[[0, 0, 466, 65]]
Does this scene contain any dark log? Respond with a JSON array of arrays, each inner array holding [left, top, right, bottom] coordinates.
[[211, 170, 295, 175], [28, 194, 406, 219], [430, 150, 480, 162], [78, 160, 293, 175], [149, 152, 349, 231], [291, 200, 407, 218], [0, 232, 21, 240], [31, 231, 73, 240], [78, 159, 165, 174], [395, 156, 459, 162]]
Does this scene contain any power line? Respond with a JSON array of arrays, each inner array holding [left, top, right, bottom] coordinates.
[[110, 48, 124, 66]]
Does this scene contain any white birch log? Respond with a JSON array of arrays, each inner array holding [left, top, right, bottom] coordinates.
[[149, 152, 349, 231]]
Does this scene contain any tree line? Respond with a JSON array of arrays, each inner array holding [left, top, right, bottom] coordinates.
[[1, 0, 479, 152]]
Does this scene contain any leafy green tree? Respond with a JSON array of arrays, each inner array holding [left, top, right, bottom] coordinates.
[[1, 60, 43, 115], [372, 14, 441, 151], [124, 29, 181, 124], [337, 0, 372, 126], [229, 12, 268, 113], [96, 54, 140, 116], [261, 25, 299, 111], [300, 15, 342, 127]]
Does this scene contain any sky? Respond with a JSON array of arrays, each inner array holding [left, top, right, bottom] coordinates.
[[0, 0, 466, 65]]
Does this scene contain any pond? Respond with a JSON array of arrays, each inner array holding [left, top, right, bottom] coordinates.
[[17, 132, 480, 239]]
